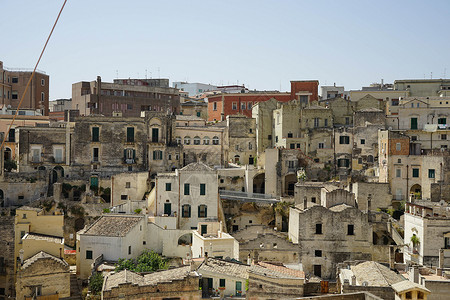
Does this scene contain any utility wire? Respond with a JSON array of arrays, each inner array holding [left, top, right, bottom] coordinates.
[[0, 0, 68, 154]]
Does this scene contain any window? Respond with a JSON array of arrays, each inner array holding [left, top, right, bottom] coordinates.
[[8, 128, 15, 142], [241, 102, 246, 110], [232, 102, 237, 110], [86, 250, 93, 259], [398, 159, 402, 163], [287, 132, 293, 138], [395, 143, 401, 151], [184, 183, 190, 195], [12, 91, 18, 100], [203, 136, 210, 145], [54, 147, 63, 163], [126, 127, 134, 142], [360, 139, 365, 145], [290, 143, 295, 149], [212, 136, 219, 145], [314, 118, 319, 128], [411, 136, 417, 141], [121, 195, 127, 200], [396, 169, 401, 178], [198, 204, 207, 218], [127, 104, 133, 110], [442, 134, 447, 140], [311, 197, 316, 203], [296, 143, 300, 148], [315, 224, 322, 234], [249, 142, 253, 150], [166, 183, 171, 191], [347, 224, 354, 235], [438, 117, 447, 125], [31, 147, 41, 163], [93, 147, 99, 162], [193, 136, 201, 145], [92, 127, 99, 142], [182, 204, 191, 218], [22, 214, 27, 219], [200, 183, 206, 195], [412, 168, 419, 178], [184, 136, 191, 145], [126, 182, 131, 188], [338, 158, 350, 168], [41, 92, 45, 102], [248, 102, 252, 109], [151, 128, 159, 143], [268, 135, 272, 140], [41, 78, 45, 86], [345, 117, 350, 125], [176, 136, 181, 144], [196, 111, 201, 117], [324, 119, 328, 127], [128, 246, 131, 255], [12, 77, 18, 83], [411, 117, 418, 130], [300, 95, 308, 103], [315, 250, 322, 257], [428, 169, 435, 178], [318, 143, 324, 149], [339, 136, 350, 144], [219, 279, 225, 288], [213, 102, 217, 111]]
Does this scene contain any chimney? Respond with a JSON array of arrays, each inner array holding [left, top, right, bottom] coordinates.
[[410, 266, 420, 284], [367, 194, 372, 213], [437, 248, 444, 276], [303, 196, 307, 210], [389, 245, 395, 269], [96, 76, 102, 96], [351, 275, 356, 286]]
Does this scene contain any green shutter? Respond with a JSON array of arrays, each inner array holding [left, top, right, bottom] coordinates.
[[123, 149, 127, 159], [411, 118, 418, 130], [133, 149, 136, 159], [153, 151, 156, 160], [204, 206, 207, 218], [127, 127, 134, 142], [92, 127, 99, 142], [200, 184, 206, 195], [198, 205, 200, 217], [188, 205, 191, 217], [184, 183, 190, 195]]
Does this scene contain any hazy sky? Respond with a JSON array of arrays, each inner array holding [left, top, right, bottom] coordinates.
[[2, 0, 450, 99]]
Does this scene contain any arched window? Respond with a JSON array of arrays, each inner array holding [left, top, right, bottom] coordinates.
[[175, 136, 181, 145], [193, 136, 201, 145], [212, 136, 219, 145], [203, 136, 210, 145], [184, 136, 191, 145]]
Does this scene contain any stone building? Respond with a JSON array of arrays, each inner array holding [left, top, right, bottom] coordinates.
[[247, 261, 305, 299], [15, 251, 70, 300], [180, 99, 208, 119], [71, 76, 180, 117], [102, 267, 201, 300], [226, 114, 256, 165], [111, 172, 149, 206], [288, 203, 381, 279], [337, 261, 405, 300], [191, 222, 239, 259], [0, 215, 14, 298], [319, 96, 354, 126], [252, 98, 278, 157], [403, 201, 450, 268], [77, 214, 147, 279], [154, 162, 218, 230], [0, 61, 50, 115]]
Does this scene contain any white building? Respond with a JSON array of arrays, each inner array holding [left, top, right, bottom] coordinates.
[[173, 82, 217, 97], [155, 162, 219, 230], [191, 222, 239, 260]]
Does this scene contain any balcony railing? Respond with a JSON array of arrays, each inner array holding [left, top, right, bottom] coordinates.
[[219, 190, 279, 204]]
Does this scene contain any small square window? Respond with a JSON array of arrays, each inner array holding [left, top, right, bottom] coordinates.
[[412, 168, 419, 178], [125, 182, 131, 188], [315, 250, 322, 257], [219, 279, 226, 287], [121, 195, 127, 200], [428, 169, 435, 178], [86, 250, 93, 259], [360, 139, 365, 145]]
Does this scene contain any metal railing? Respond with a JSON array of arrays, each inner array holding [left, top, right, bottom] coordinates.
[[219, 190, 279, 204]]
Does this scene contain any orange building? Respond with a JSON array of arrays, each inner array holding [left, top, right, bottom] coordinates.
[[207, 80, 319, 121]]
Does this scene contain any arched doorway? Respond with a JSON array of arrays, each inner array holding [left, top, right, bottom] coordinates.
[[4, 147, 11, 161], [410, 184, 421, 199], [178, 233, 192, 246], [253, 173, 265, 194], [284, 174, 297, 196]]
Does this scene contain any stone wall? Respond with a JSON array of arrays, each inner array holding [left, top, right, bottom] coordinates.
[[342, 284, 394, 300], [0, 215, 15, 298]]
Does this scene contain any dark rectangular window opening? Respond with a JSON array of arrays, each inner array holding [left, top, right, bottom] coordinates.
[[315, 224, 322, 234], [347, 224, 354, 235], [127, 127, 135, 142], [86, 250, 93, 259], [315, 250, 322, 257]]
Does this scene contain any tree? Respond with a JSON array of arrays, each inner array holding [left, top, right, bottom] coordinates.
[[115, 250, 168, 272], [89, 272, 103, 295], [4, 159, 17, 172]]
